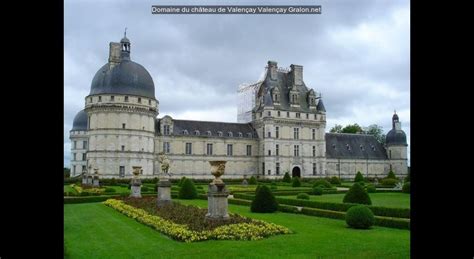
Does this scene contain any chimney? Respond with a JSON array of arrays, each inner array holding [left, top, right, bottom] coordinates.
[[290, 64, 303, 85], [268, 61, 278, 80], [109, 42, 121, 66]]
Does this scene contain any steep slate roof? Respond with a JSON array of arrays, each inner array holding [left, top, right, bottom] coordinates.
[[325, 133, 388, 160], [156, 119, 257, 138]]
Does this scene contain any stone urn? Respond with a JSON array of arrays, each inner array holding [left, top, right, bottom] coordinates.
[[130, 166, 142, 198], [209, 161, 226, 185]]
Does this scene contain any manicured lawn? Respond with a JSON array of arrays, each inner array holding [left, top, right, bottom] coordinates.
[[64, 199, 409, 258], [278, 193, 410, 208]]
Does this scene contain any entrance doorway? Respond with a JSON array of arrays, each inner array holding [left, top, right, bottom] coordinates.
[[292, 166, 301, 178]]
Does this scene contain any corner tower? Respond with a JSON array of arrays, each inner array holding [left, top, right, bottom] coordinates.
[[84, 32, 159, 178], [385, 111, 408, 177]]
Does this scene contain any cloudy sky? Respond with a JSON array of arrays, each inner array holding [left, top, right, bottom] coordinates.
[[64, 0, 410, 167]]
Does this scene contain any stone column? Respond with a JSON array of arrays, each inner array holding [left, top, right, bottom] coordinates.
[[205, 161, 230, 221], [157, 176, 172, 207]]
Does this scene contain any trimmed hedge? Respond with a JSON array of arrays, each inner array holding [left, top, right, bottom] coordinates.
[[312, 179, 332, 188], [329, 176, 341, 185], [346, 205, 374, 229], [297, 193, 310, 200], [312, 187, 323, 196], [366, 184, 376, 193], [380, 178, 398, 187], [343, 183, 372, 205], [292, 177, 301, 187], [402, 182, 410, 193]]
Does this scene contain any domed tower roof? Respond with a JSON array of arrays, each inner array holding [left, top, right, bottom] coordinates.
[[386, 111, 407, 146], [89, 33, 156, 99], [71, 110, 88, 131]]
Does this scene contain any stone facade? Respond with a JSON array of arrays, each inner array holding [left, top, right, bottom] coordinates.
[[69, 36, 408, 180]]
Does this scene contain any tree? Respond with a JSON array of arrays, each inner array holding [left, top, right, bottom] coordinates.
[[354, 171, 364, 182], [342, 124, 364, 134], [64, 168, 70, 178], [330, 124, 343, 133], [365, 124, 386, 145], [282, 172, 292, 183]]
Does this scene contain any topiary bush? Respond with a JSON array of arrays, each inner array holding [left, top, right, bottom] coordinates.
[[313, 179, 332, 188], [292, 177, 301, 187], [380, 178, 398, 187], [178, 177, 187, 187], [329, 176, 341, 185], [402, 182, 410, 193], [248, 176, 257, 185], [386, 170, 398, 180], [297, 193, 310, 200], [354, 171, 364, 182], [282, 172, 292, 183], [178, 178, 198, 199], [345, 205, 374, 229], [251, 185, 278, 213], [343, 183, 372, 205], [366, 184, 376, 193], [312, 186, 323, 196]]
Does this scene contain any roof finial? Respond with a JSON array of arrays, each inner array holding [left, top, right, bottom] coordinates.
[[124, 27, 127, 37], [394, 109, 396, 114]]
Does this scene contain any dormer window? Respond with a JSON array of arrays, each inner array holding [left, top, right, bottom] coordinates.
[[194, 130, 200, 136], [247, 133, 252, 138], [360, 145, 364, 151], [346, 144, 351, 151], [163, 125, 170, 135], [206, 131, 212, 136], [218, 131, 223, 137], [183, 130, 189, 135], [371, 145, 376, 151], [332, 144, 336, 149], [238, 132, 243, 138], [227, 132, 233, 137]]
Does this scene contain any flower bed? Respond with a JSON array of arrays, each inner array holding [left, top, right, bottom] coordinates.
[[103, 198, 290, 242]]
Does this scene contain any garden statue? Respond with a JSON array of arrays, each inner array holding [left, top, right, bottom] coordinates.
[[130, 166, 142, 198], [206, 161, 230, 221], [157, 152, 172, 207]]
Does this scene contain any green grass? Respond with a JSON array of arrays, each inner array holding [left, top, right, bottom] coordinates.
[[278, 193, 410, 208], [64, 199, 409, 258], [63, 185, 77, 194]]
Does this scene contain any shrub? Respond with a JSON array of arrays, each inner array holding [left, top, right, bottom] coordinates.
[[313, 179, 332, 188], [366, 184, 376, 193], [380, 178, 398, 187], [292, 177, 301, 187], [386, 170, 397, 180], [141, 186, 150, 192], [110, 178, 117, 186], [402, 182, 410, 193], [270, 183, 278, 191], [248, 176, 257, 185], [329, 176, 341, 185], [104, 187, 116, 193], [251, 185, 278, 213], [343, 183, 372, 205], [178, 177, 187, 187], [345, 205, 374, 229], [354, 171, 364, 182], [282, 172, 292, 183], [312, 186, 323, 195], [297, 193, 310, 200], [178, 178, 198, 199], [404, 171, 410, 183]]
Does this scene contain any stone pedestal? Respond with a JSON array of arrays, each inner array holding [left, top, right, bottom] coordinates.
[[130, 178, 142, 198], [205, 183, 230, 221], [82, 175, 87, 185], [92, 177, 100, 187], [157, 178, 172, 207], [86, 176, 93, 185]]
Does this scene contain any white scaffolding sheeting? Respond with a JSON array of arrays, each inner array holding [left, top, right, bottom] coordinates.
[[237, 67, 268, 123]]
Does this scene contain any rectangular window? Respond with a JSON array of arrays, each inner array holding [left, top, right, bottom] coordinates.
[[268, 170, 271, 175], [262, 162, 265, 175], [110, 96, 114, 101], [276, 126, 279, 138], [276, 163, 280, 175], [207, 143, 213, 155], [296, 113, 300, 118], [138, 97, 141, 103], [267, 131, 271, 138], [119, 166, 125, 178], [314, 114, 317, 120], [121, 145, 125, 151], [89, 97, 92, 103], [82, 153, 86, 161], [185, 143, 192, 155], [277, 111, 281, 117], [294, 145, 299, 157], [124, 96, 129, 102], [75, 153, 79, 161], [72, 166, 75, 174], [259, 112, 262, 118], [98, 96, 102, 102], [73, 141, 77, 149], [294, 128, 299, 140], [246, 145, 252, 156], [122, 123, 126, 129], [313, 146, 316, 157], [267, 111, 271, 117], [83, 141, 87, 149], [287, 112, 290, 117], [227, 144, 233, 156], [268, 150, 271, 156], [163, 125, 170, 135], [276, 144, 279, 156], [313, 163, 317, 175], [163, 142, 170, 153], [149, 99, 152, 105], [82, 165, 86, 173], [312, 129, 316, 140], [306, 113, 309, 119]]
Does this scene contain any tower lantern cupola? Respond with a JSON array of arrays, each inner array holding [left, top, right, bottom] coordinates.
[[120, 28, 131, 60]]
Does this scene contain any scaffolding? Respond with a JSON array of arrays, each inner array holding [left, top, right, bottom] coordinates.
[[237, 67, 268, 123]]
